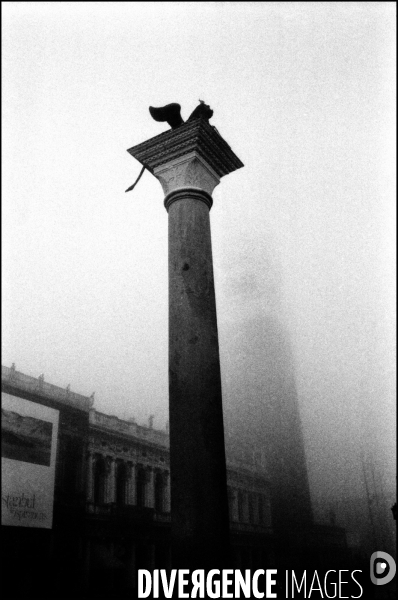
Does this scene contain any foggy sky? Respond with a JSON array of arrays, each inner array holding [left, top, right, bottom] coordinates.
[[2, 3, 396, 523]]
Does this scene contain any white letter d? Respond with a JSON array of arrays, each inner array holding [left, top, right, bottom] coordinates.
[[138, 570, 152, 598]]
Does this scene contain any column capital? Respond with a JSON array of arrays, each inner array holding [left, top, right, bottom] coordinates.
[[155, 153, 220, 198], [127, 118, 243, 201]]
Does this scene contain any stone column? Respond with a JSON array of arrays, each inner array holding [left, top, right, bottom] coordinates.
[[145, 467, 155, 509], [128, 118, 243, 570], [165, 163, 230, 569], [164, 471, 171, 513], [77, 449, 86, 495], [106, 457, 116, 504], [86, 451, 95, 502], [127, 462, 136, 505]]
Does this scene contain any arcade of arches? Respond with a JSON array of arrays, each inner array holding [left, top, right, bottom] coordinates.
[[87, 452, 170, 511]]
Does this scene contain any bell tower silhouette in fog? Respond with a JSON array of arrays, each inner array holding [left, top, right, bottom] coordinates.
[[222, 250, 314, 556], [226, 314, 313, 533]]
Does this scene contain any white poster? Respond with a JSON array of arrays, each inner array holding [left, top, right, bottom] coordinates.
[[1, 392, 59, 529]]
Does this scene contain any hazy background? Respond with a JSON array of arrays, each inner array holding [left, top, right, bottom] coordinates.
[[2, 2, 396, 534]]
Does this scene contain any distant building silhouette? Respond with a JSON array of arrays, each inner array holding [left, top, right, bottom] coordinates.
[[2, 365, 350, 598]]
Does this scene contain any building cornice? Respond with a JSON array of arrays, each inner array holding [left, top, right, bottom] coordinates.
[[1, 365, 91, 413], [90, 409, 169, 449], [127, 118, 244, 179]]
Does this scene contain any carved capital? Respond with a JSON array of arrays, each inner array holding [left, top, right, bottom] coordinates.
[[153, 152, 220, 197]]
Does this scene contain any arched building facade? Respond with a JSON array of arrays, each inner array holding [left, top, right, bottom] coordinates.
[[84, 406, 274, 592], [2, 365, 348, 599]]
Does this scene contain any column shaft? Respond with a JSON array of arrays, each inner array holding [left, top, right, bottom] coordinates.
[[168, 190, 230, 569], [86, 452, 94, 502], [164, 471, 171, 513], [106, 458, 116, 503], [146, 468, 155, 508], [127, 463, 136, 505]]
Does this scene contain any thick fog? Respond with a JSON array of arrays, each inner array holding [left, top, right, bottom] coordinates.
[[2, 3, 395, 551]]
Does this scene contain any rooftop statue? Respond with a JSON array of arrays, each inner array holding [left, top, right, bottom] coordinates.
[[125, 100, 214, 193], [149, 100, 213, 129], [149, 103, 184, 129]]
